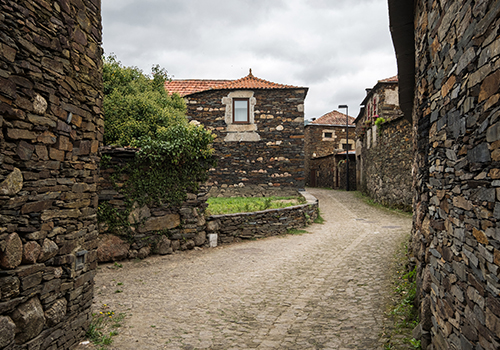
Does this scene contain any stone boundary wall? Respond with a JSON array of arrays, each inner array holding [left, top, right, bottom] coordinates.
[[0, 1, 103, 349], [206, 191, 319, 244], [97, 147, 208, 262], [409, 1, 500, 349], [356, 117, 412, 211]]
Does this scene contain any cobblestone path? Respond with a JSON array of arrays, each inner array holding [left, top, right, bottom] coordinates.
[[91, 189, 412, 349]]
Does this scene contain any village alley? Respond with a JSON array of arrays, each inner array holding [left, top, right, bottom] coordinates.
[[89, 188, 412, 349]]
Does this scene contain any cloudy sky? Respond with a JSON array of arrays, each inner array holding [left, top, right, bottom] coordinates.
[[101, 0, 397, 120]]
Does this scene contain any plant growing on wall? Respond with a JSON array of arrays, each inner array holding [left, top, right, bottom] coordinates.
[[99, 55, 216, 233]]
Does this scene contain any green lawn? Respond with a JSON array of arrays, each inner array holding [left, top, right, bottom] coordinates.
[[206, 196, 306, 215]]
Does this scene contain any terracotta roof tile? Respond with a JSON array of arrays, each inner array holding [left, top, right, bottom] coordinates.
[[378, 75, 398, 83], [164, 79, 231, 97], [309, 110, 355, 126], [164, 70, 304, 97]]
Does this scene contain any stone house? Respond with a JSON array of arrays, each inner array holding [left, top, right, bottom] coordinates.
[[389, 0, 500, 349], [354, 76, 413, 211], [304, 110, 355, 188], [165, 71, 308, 197]]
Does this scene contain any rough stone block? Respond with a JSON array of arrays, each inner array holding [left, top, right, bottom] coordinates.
[[0, 316, 16, 347], [0, 168, 23, 196], [11, 297, 46, 343], [22, 241, 41, 264], [96, 235, 130, 262], [139, 214, 180, 233], [38, 239, 59, 262], [0, 233, 23, 269]]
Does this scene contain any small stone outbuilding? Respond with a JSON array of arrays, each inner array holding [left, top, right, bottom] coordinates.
[[165, 71, 308, 197], [304, 110, 355, 188], [355, 76, 412, 210]]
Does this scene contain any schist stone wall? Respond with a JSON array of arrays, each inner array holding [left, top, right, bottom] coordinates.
[[409, 1, 500, 349], [97, 147, 208, 262], [184, 88, 306, 197], [355, 81, 412, 210], [355, 117, 413, 211], [304, 124, 354, 187], [0, 1, 102, 349]]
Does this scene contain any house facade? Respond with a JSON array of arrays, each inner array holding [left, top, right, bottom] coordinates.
[[355, 76, 413, 210], [304, 110, 355, 189], [165, 71, 308, 197], [389, 0, 500, 349]]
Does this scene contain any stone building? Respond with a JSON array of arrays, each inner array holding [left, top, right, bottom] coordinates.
[[389, 0, 500, 349], [304, 110, 355, 188], [165, 71, 308, 197], [0, 1, 102, 349], [355, 76, 413, 211]]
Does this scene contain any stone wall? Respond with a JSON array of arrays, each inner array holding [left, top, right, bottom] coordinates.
[[304, 124, 355, 186], [207, 191, 318, 243], [0, 1, 102, 349], [97, 147, 208, 262], [185, 88, 306, 197], [355, 117, 413, 211], [406, 1, 500, 349], [309, 155, 336, 189]]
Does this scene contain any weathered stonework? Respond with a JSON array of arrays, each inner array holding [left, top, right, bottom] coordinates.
[[304, 111, 355, 188], [97, 147, 209, 261], [355, 78, 412, 211], [184, 87, 307, 197], [207, 191, 318, 244], [390, 0, 500, 348], [0, 1, 102, 349]]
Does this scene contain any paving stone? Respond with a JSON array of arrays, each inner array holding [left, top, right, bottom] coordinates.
[[90, 189, 411, 349]]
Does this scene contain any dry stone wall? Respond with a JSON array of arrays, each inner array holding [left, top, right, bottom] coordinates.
[[185, 88, 306, 197], [97, 147, 208, 261], [356, 117, 413, 211], [207, 191, 318, 243], [0, 1, 102, 349], [411, 1, 500, 349]]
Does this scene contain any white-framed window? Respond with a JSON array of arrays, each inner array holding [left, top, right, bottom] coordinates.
[[222, 91, 260, 142]]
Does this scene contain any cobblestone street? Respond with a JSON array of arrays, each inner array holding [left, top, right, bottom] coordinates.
[[91, 188, 412, 349]]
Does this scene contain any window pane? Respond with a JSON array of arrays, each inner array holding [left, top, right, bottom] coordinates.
[[234, 100, 248, 122]]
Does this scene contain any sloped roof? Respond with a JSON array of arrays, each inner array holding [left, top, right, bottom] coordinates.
[[309, 110, 355, 126], [164, 70, 305, 97], [360, 75, 399, 106], [379, 75, 398, 83]]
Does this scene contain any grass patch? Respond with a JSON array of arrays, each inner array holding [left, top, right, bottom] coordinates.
[[206, 196, 306, 215], [287, 228, 308, 235], [314, 209, 325, 224], [383, 237, 420, 350], [353, 191, 412, 216], [86, 304, 126, 349]]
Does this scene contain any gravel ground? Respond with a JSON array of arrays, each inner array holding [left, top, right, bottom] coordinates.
[[81, 188, 413, 349]]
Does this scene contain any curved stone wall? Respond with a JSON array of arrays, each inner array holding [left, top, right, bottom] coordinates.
[[0, 1, 102, 348]]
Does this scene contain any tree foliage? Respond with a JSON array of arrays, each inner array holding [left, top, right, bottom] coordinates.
[[103, 54, 188, 146], [99, 55, 216, 215]]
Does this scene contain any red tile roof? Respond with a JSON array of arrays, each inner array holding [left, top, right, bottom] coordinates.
[[164, 70, 304, 97], [309, 110, 355, 126], [378, 75, 398, 83]]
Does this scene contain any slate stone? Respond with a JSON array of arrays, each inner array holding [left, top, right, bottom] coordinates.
[[139, 214, 180, 233], [96, 234, 130, 262], [157, 236, 172, 255], [0, 168, 23, 196], [0, 316, 16, 347], [0, 276, 20, 299], [467, 143, 491, 163], [11, 297, 46, 343], [38, 239, 58, 263], [44, 298, 67, 327], [22, 241, 41, 264], [0, 233, 23, 269]]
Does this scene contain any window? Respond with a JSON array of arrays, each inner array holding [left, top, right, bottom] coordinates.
[[324, 132, 333, 138], [233, 98, 249, 123], [342, 143, 352, 150]]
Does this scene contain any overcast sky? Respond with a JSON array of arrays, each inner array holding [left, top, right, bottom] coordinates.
[[101, 0, 397, 120]]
